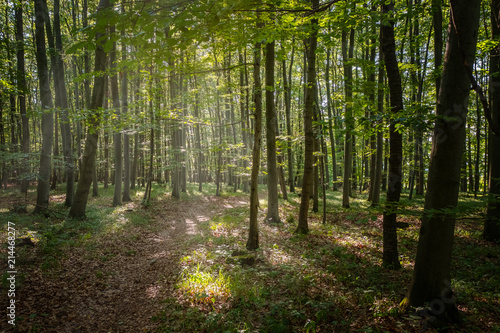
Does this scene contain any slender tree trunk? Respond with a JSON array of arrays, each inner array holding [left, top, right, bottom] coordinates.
[[121, 28, 131, 202], [326, 47, 337, 191], [265, 40, 282, 225], [296, 0, 319, 234], [194, 75, 203, 192], [407, 0, 480, 320], [110, 26, 122, 206], [16, 2, 29, 196], [342, 29, 354, 208], [283, 43, 295, 193], [51, 113, 59, 190], [239, 51, 249, 193], [53, 0, 74, 206], [380, 1, 402, 270], [34, 0, 54, 214], [69, 0, 109, 218], [247, 28, 263, 250]]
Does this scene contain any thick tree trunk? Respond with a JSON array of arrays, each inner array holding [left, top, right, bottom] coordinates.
[[247, 32, 263, 250], [485, 0, 500, 242], [407, 0, 480, 320], [69, 0, 109, 218], [296, 0, 319, 234], [381, 1, 402, 270], [265, 40, 282, 225], [34, 0, 54, 214]]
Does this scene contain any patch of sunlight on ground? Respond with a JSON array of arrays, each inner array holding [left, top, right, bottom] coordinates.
[[0, 208, 8, 213], [334, 235, 377, 251], [151, 250, 168, 259], [108, 206, 130, 231], [146, 284, 161, 298], [268, 246, 291, 265], [185, 218, 197, 235], [178, 264, 231, 305]]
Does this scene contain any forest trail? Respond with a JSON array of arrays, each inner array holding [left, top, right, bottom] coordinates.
[[7, 194, 249, 332]]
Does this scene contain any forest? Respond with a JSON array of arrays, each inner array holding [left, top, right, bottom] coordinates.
[[0, 0, 499, 331]]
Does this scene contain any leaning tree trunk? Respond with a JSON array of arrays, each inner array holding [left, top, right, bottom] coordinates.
[[407, 0, 480, 321], [34, 0, 54, 214], [69, 0, 110, 218], [265, 40, 282, 225], [485, 0, 500, 242], [247, 28, 263, 251], [380, 1, 403, 270], [296, 0, 319, 234]]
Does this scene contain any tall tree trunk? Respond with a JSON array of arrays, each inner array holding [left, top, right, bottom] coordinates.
[[485, 0, 500, 242], [16, 1, 29, 196], [69, 0, 109, 218], [34, 0, 54, 214], [296, 0, 319, 234], [380, 1, 403, 270], [247, 27, 263, 250], [371, 49, 385, 207], [110, 26, 122, 207], [342, 28, 354, 208], [54, 0, 74, 206], [121, 24, 131, 202], [239, 51, 249, 193], [265, 40, 282, 225], [407, 0, 480, 320], [194, 74, 203, 192], [283, 43, 295, 193], [326, 47, 337, 191]]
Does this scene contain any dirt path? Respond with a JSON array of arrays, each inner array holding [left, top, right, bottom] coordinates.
[[4, 195, 249, 332]]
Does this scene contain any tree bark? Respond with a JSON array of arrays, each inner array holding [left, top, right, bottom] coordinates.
[[342, 28, 354, 208], [110, 26, 122, 207], [265, 40, 282, 225], [54, 0, 74, 206], [283, 43, 295, 193], [407, 0, 480, 320], [16, 2, 29, 196], [326, 47, 337, 191], [34, 0, 54, 214], [296, 0, 319, 234], [247, 29, 263, 250], [121, 18, 131, 201], [380, 1, 402, 270], [69, 0, 110, 218]]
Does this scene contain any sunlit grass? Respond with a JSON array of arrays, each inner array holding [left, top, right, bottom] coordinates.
[[178, 263, 232, 305]]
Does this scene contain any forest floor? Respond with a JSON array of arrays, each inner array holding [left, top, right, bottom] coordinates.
[[0, 183, 499, 332]]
